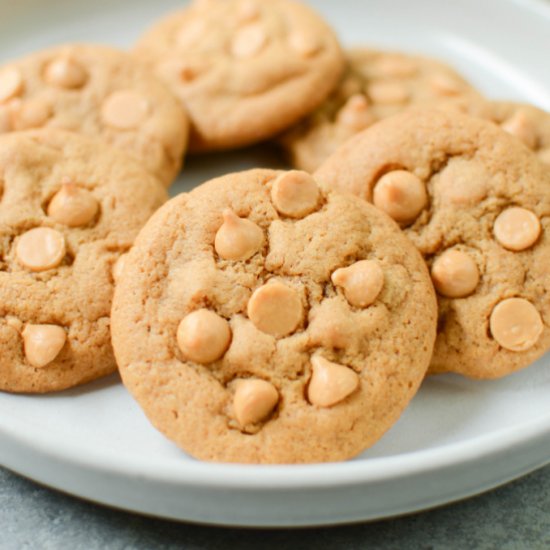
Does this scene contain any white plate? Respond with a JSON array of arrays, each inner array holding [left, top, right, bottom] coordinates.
[[1, 0, 550, 528]]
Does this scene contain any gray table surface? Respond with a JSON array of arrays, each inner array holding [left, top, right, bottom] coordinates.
[[1, 463, 550, 550]]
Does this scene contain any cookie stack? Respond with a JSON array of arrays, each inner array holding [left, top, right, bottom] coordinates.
[[1, 0, 549, 465]]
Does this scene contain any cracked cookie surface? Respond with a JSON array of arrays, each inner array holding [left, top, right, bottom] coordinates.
[[0, 44, 189, 187], [0, 130, 167, 393], [111, 169, 437, 464], [316, 108, 550, 379], [134, 0, 344, 152], [281, 48, 481, 172]]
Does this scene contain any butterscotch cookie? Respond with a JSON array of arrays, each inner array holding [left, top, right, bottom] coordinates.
[[134, 0, 344, 152], [281, 48, 482, 172], [0, 130, 167, 393], [111, 169, 437, 464], [0, 44, 188, 186], [316, 108, 550, 379]]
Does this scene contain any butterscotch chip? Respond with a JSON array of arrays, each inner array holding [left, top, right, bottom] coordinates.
[[0, 44, 188, 186], [289, 32, 321, 58], [316, 108, 550, 379], [270, 171, 320, 218], [231, 24, 268, 58], [214, 209, 264, 261], [331, 260, 384, 307], [436, 159, 489, 206], [494, 207, 541, 252], [247, 281, 302, 338], [0, 129, 167, 393], [233, 379, 279, 427], [0, 67, 23, 103], [101, 90, 150, 130], [501, 110, 538, 150], [307, 355, 359, 407], [111, 169, 437, 464], [235, 0, 260, 23], [134, 0, 344, 152], [16, 228, 66, 272], [429, 73, 464, 95], [112, 253, 128, 282], [13, 98, 52, 130], [177, 309, 231, 364], [431, 249, 479, 298], [47, 183, 99, 227], [22, 324, 67, 368], [280, 48, 481, 172], [490, 298, 543, 352], [336, 94, 375, 131], [373, 170, 427, 224], [44, 57, 88, 89]]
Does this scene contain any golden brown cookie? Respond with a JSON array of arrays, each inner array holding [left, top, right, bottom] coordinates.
[[316, 108, 550, 379], [134, 0, 344, 152], [111, 169, 437, 464], [0, 44, 189, 187], [281, 48, 482, 172], [0, 130, 167, 393]]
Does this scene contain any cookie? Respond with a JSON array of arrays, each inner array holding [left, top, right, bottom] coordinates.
[[134, 0, 344, 153], [441, 98, 550, 167], [281, 48, 482, 172], [0, 44, 189, 186], [111, 169, 437, 464], [0, 129, 167, 393], [316, 108, 550, 379]]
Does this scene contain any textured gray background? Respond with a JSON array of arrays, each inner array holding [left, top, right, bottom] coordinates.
[[1, 464, 550, 549]]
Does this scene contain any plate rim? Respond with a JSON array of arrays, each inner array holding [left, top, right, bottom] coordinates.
[[2, 390, 550, 490]]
